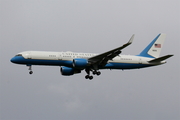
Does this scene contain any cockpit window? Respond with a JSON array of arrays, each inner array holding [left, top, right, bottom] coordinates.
[[15, 54, 22, 56]]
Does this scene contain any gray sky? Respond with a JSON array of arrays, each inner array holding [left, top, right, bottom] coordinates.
[[0, 0, 179, 120]]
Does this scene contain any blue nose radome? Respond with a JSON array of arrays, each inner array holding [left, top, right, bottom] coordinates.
[[11, 57, 18, 63], [10, 56, 24, 64]]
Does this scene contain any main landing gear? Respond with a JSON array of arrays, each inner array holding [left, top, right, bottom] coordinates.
[[85, 68, 101, 80], [92, 71, 101, 76], [28, 65, 33, 74], [85, 75, 93, 80]]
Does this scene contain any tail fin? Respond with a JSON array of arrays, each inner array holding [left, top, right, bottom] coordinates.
[[138, 33, 166, 58]]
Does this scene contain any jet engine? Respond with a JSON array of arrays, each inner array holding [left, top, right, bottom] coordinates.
[[60, 66, 81, 76], [73, 58, 88, 69]]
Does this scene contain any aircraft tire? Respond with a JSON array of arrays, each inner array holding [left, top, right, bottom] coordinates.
[[85, 75, 89, 79], [97, 71, 101, 76], [29, 71, 33, 74], [89, 76, 93, 80], [92, 71, 96, 75]]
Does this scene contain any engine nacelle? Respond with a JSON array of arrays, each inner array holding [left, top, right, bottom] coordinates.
[[73, 58, 88, 69], [60, 66, 81, 76]]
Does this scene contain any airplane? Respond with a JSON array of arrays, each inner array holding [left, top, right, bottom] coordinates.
[[10, 33, 173, 80]]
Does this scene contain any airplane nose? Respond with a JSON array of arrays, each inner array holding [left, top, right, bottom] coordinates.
[[10, 56, 24, 64], [10, 57, 17, 63]]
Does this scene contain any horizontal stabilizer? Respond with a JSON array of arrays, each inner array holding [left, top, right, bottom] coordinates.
[[148, 55, 174, 63]]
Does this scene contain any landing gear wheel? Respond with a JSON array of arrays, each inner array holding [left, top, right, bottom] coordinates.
[[85, 75, 93, 80], [85, 75, 89, 79], [89, 76, 93, 80], [29, 71, 33, 74], [96, 71, 101, 76], [92, 71, 101, 76], [93, 71, 96, 75]]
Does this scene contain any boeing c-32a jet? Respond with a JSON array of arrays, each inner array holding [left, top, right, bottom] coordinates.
[[11, 33, 173, 80]]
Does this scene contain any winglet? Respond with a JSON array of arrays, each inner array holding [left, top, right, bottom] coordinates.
[[122, 34, 134, 47], [128, 34, 135, 44]]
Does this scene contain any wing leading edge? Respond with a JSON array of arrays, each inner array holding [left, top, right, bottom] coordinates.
[[88, 34, 135, 67]]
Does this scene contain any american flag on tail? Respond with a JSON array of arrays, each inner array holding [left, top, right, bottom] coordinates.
[[155, 44, 161, 48]]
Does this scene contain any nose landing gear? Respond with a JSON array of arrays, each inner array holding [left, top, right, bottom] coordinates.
[[29, 71, 33, 74], [28, 65, 33, 74]]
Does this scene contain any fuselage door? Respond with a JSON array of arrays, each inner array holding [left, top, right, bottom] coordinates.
[[58, 53, 62, 60], [139, 58, 142, 64]]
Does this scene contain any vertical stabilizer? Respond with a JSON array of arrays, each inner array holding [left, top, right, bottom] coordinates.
[[138, 33, 166, 58]]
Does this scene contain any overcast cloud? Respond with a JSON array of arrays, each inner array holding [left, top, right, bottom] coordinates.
[[0, 0, 179, 120]]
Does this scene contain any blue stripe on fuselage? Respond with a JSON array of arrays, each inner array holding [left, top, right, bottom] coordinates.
[[10, 56, 73, 67], [11, 56, 153, 69], [104, 62, 152, 69]]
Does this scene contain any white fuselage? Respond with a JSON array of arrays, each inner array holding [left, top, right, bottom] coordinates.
[[13, 51, 163, 69]]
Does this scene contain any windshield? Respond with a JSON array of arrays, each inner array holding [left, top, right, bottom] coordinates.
[[15, 54, 22, 56]]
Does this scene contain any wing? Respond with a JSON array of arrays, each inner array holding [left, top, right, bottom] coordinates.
[[88, 34, 135, 67]]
